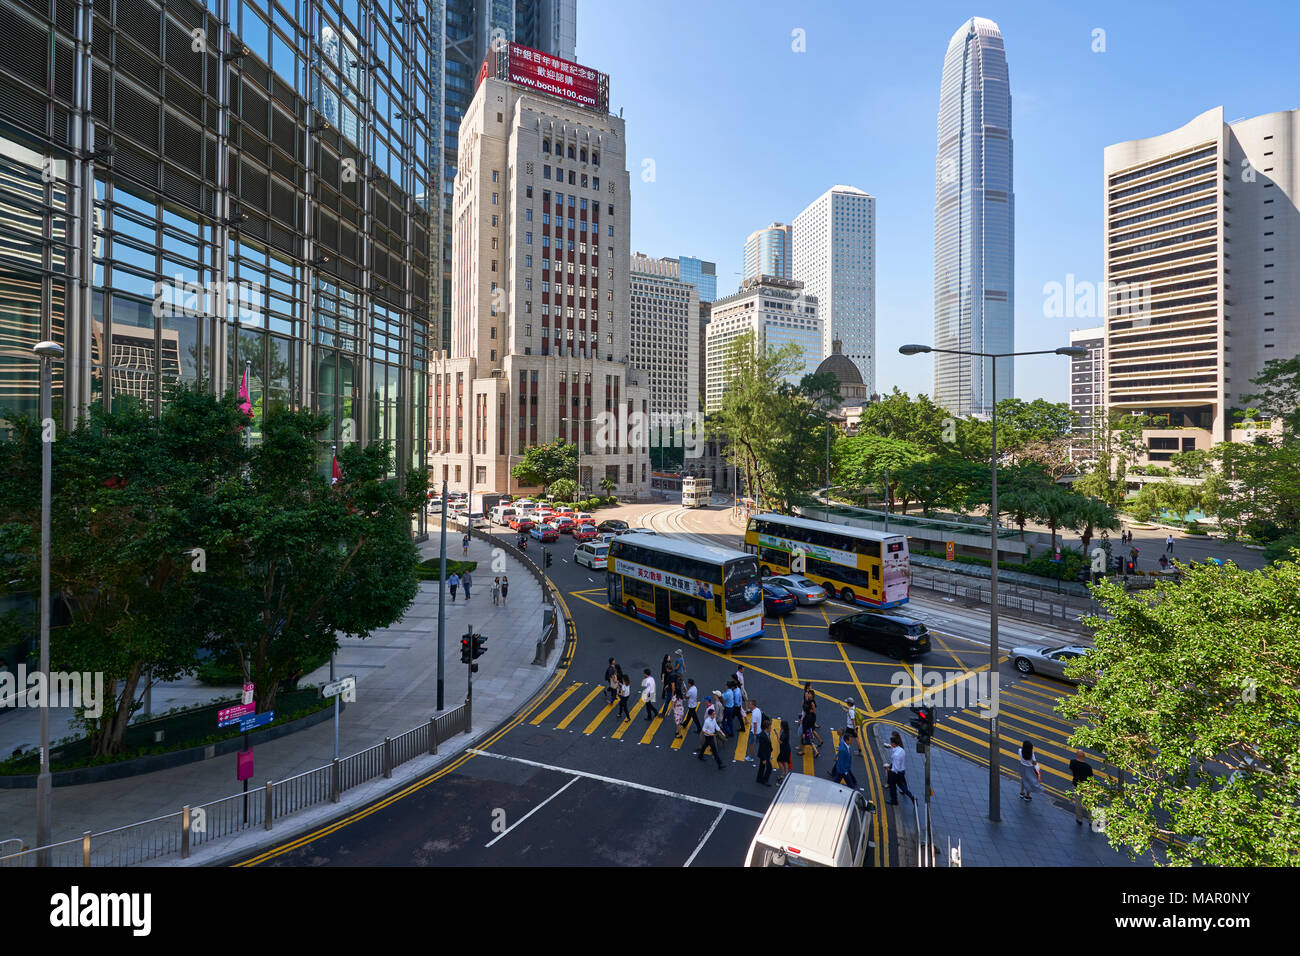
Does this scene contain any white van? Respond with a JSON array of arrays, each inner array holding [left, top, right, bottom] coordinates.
[[491, 505, 517, 526], [574, 542, 609, 570], [743, 773, 873, 867]]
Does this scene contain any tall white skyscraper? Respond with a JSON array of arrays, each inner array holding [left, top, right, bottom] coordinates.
[[793, 186, 877, 395], [933, 17, 1014, 418]]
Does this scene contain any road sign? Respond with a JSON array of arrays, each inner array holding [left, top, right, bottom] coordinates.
[[945, 541, 955, 561], [321, 675, 356, 699], [217, 701, 256, 727], [241, 682, 254, 705], [238, 711, 274, 733], [237, 748, 254, 781]]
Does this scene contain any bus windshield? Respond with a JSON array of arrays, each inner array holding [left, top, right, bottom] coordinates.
[[724, 557, 762, 613]]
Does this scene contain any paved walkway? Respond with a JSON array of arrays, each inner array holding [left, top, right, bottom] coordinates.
[[0, 530, 560, 863], [873, 723, 1155, 867]]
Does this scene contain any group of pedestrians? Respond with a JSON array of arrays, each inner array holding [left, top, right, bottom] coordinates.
[[444, 570, 509, 605]]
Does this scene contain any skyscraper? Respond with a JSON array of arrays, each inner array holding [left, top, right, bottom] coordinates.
[[678, 256, 717, 303], [743, 223, 792, 282], [1068, 327, 1105, 461], [630, 254, 700, 422], [933, 17, 1014, 418], [793, 185, 877, 394]]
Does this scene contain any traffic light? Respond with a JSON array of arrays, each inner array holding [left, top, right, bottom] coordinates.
[[460, 636, 471, 664], [544, 549, 553, 569], [471, 632, 487, 662], [909, 706, 935, 750]]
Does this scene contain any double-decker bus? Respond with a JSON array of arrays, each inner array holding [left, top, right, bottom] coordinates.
[[744, 512, 910, 609], [681, 476, 712, 508], [607, 533, 764, 648]]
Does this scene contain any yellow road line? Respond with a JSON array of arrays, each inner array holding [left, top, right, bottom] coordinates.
[[1008, 680, 1071, 703], [582, 698, 619, 735], [933, 633, 967, 671], [612, 700, 646, 738], [556, 685, 606, 730], [834, 639, 880, 718], [640, 706, 670, 744], [780, 615, 799, 684], [531, 682, 582, 725]]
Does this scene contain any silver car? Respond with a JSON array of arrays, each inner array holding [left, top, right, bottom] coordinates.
[[1010, 644, 1091, 683], [765, 575, 827, 605]]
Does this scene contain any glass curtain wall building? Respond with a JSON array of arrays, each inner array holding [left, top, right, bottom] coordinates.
[[933, 16, 1014, 418], [678, 255, 716, 303], [0, 0, 442, 532], [742, 223, 791, 283]]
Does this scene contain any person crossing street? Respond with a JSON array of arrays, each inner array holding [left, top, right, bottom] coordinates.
[[695, 706, 726, 769]]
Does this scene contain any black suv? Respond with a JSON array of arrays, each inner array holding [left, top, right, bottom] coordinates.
[[828, 611, 931, 658], [597, 519, 630, 534]]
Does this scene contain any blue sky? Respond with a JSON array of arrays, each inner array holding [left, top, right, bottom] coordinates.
[[576, 0, 1299, 404]]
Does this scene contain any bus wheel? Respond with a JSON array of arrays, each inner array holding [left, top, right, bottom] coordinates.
[[685, 622, 699, 643], [824, 582, 837, 600], [624, 601, 637, 617], [840, 587, 856, 604], [760, 566, 770, 578]]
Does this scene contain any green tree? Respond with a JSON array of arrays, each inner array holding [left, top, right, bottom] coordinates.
[[1241, 353, 1300, 440], [511, 439, 578, 494], [995, 398, 1078, 457], [600, 475, 616, 495], [1061, 559, 1300, 865], [854, 388, 949, 450], [833, 433, 930, 511], [1066, 494, 1120, 558], [549, 477, 578, 502], [196, 406, 426, 713], [0, 384, 248, 756]]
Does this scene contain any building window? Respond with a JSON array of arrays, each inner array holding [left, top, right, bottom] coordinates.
[[491, 259, 497, 271], [526, 185, 533, 198], [543, 139, 551, 153], [492, 170, 499, 183], [491, 215, 498, 227], [525, 232, 532, 245], [568, 170, 575, 185], [526, 208, 533, 221], [593, 176, 599, 190], [525, 255, 532, 268], [544, 166, 551, 179], [492, 193, 498, 204]]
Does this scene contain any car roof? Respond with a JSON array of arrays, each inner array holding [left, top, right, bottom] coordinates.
[[843, 610, 924, 626], [752, 774, 857, 865]]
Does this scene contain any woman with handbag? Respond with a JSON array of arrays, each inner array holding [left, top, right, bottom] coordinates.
[[1019, 740, 1042, 802]]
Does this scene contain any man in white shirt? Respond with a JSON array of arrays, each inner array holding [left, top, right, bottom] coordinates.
[[886, 731, 916, 805], [844, 698, 860, 756], [681, 679, 702, 735], [641, 669, 658, 721], [695, 706, 725, 768], [746, 700, 763, 760]]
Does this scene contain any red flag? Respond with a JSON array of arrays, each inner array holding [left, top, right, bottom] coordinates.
[[238, 367, 252, 417], [331, 453, 341, 485]]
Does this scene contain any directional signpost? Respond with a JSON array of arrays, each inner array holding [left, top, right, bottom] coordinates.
[[217, 702, 256, 728], [322, 675, 356, 761]]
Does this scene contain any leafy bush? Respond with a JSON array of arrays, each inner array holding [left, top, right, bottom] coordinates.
[[414, 558, 478, 581], [1182, 523, 1208, 536], [1263, 536, 1300, 565]]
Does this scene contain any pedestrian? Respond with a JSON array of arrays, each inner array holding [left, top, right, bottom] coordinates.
[[1070, 749, 1094, 825], [660, 654, 674, 706], [746, 699, 763, 761], [604, 657, 619, 704], [755, 716, 774, 786], [720, 682, 736, 737], [448, 571, 459, 602], [805, 697, 823, 752], [1166, 533, 1175, 555], [1158, 554, 1170, 571], [695, 706, 725, 769], [776, 718, 792, 781], [491, 576, 501, 605], [462, 532, 470, 557], [843, 698, 861, 756], [828, 732, 858, 789], [886, 731, 915, 805], [734, 664, 747, 704], [461, 569, 472, 601], [500, 574, 509, 605], [681, 679, 702, 734], [671, 692, 686, 739], [617, 674, 632, 722], [672, 649, 686, 688], [641, 668, 658, 721], [1019, 740, 1042, 802]]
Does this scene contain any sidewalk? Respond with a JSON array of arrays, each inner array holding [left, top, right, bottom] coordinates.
[[0, 531, 560, 862], [874, 724, 1157, 867]]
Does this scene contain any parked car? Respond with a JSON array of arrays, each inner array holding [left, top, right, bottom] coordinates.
[[530, 524, 559, 542], [765, 575, 827, 605], [761, 582, 798, 616], [597, 519, 629, 534], [827, 611, 930, 658], [572, 524, 599, 542], [1009, 644, 1092, 683], [574, 542, 610, 570]]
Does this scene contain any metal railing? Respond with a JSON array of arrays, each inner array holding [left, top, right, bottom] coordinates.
[[0, 699, 471, 868]]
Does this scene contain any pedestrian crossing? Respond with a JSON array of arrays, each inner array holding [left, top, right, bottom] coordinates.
[[527, 680, 855, 776]]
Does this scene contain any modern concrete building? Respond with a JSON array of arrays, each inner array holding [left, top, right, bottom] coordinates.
[[678, 255, 717, 303], [1067, 326, 1105, 461], [441, 1, 580, 348], [1103, 106, 1300, 457], [428, 45, 650, 498], [793, 185, 877, 394], [705, 275, 821, 413], [743, 223, 792, 282], [0, 0, 442, 536], [933, 16, 1014, 418], [629, 254, 700, 421]]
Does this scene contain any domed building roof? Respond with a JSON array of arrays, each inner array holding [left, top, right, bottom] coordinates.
[[815, 340, 864, 388]]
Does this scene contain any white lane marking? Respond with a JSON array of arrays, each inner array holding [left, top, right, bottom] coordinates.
[[484, 775, 580, 848], [683, 807, 728, 868], [467, 749, 763, 818]]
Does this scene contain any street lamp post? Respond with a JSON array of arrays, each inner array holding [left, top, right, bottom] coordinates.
[[32, 341, 64, 859], [900, 342, 1086, 823]]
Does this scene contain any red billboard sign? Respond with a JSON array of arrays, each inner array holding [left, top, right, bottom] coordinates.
[[478, 42, 607, 112]]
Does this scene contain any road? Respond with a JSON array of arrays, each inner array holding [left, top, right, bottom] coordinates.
[[236, 497, 1097, 867]]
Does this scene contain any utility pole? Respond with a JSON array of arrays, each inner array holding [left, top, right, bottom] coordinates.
[[436, 480, 447, 711]]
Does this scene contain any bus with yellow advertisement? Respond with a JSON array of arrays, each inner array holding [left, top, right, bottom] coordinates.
[[607, 533, 764, 649], [744, 512, 910, 609]]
